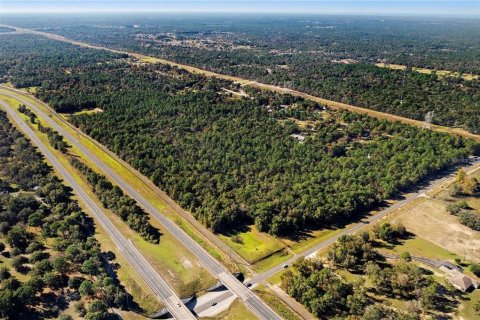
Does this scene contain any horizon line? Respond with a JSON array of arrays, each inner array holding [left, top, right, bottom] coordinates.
[[1, 10, 480, 17]]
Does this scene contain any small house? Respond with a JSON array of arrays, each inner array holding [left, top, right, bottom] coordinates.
[[446, 269, 480, 292]]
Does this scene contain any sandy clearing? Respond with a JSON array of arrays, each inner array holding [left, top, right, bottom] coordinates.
[[394, 198, 480, 262]]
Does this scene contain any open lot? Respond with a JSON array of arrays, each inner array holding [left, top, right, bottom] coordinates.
[[375, 63, 479, 81], [201, 298, 256, 320], [0, 92, 216, 301], [389, 168, 480, 262], [219, 226, 286, 264]]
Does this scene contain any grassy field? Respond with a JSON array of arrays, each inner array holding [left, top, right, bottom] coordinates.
[[383, 235, 461, 262], [286, 227, 346, 254], [247, 219, 362, 273], [25, 86, 38, 94], [254, 286, 302, 320], [0, 94, 216, 303], [219, 225, 285, 264], [266, 269, 287, 286], [254, 250, 293, 273], [201, 299, 256, 320], [0, 249, 30, 283], [386, 164, 480, 262], [0, 88, 238, 271], [459, 290, 480, 320]]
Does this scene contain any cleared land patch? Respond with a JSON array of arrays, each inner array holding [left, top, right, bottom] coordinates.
[[389, 166, 480, 262], [375, 63, 479, 81], [219, 226, 286, 264]]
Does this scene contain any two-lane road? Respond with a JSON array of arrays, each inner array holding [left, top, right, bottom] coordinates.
[[0, 99, 195, 320], [0, 89, 281, 320], [191, 157, 480, 313]]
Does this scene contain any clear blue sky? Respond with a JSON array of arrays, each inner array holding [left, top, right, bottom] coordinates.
[[1, 0, 479, 16]]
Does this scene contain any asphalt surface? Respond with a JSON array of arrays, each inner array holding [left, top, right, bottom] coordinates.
[[0, 89, 281, 320], [251, 159, 480, 284], [191, 157, 480, 313], [0, 99, 195, 320], [3, 23, 480, 317]]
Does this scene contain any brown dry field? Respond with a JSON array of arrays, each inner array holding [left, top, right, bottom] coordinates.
[[391, 197, 480, 262], [390, 166, 480, 262]]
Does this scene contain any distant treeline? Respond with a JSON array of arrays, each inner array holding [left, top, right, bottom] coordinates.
[[40, 62, 479, 235]]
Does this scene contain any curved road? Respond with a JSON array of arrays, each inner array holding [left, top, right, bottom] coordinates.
[[0, 99, 196, 320], [0, 90, 280, 320]]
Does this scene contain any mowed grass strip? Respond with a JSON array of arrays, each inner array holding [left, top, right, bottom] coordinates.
[[254, 286, 303, 320], [1, 93, 216, 298], [201, 298, 256, 320], [254, 250, 293, 274], [459, 290, 480, 320], [1, 96, 162, 316], [0, 88, 233, 269], [384, 234, 461, 262]]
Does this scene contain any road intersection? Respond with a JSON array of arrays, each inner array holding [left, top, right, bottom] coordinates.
[[3, 86, 480, 318], [0, 88, 281, 320]]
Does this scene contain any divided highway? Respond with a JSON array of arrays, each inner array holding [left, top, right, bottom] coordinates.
[[4, 25, 480, 317], [0, 99, 196, 320], [0, 89, 281, 320]]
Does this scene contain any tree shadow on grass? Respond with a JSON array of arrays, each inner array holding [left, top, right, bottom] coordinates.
[[433, 284, 463, 314], [218, 223, 251, 237]]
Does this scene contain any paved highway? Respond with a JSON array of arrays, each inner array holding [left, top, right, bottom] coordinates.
[[0, 99, 195, 320], [4, 85, 480, 318], [0, 89, 281, 320], [3, 23, 480, 144]]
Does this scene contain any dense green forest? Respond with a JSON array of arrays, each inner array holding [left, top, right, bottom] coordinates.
[[282, 230, 466, 319], [0, 110, 130, 319], [32, 60, 478, 235], [1, 33, 479, 235], [2, 17, 480, 133], [0, 33, 126, 87], [69, 157, 161, 243]]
